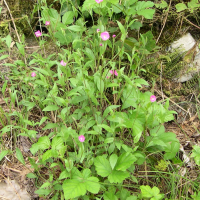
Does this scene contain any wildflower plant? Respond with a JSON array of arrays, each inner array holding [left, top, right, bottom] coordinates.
[[0, 0, 188, 200]]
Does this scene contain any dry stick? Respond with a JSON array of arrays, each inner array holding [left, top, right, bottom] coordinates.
[[3, 0, 21, 43], [160, 62, 164, 101], [156, 0, 172, 44], [154, 88, 188, 113], [184, 17, 200, 30]]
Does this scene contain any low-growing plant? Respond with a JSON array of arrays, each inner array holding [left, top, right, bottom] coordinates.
[[1, 0, 199, 199]]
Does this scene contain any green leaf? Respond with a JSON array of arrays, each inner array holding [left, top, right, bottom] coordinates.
[[84, 47, 95, 60], [16, 147, 25, 165], [5, 34, 12, 49], [63, 179, 86, 199], [140, 185, 153, 198], [129, 21, 142, 30], [103, 105, 121, 118], [94, 75, 104, 94], [94, 156, 112, 177], [26, 173, 37, 178], [175, 3, 187, 12], [164, 141, 180, 160], [67, 25, 84, 32], [136, 1, 154, 10], [0, 54, 9, 60], [137, 9, 155, 19], [62, 11, 74, 25], [43, 105, 59, 111], [132, 120, 143, 143], [42, 123, 59, 130], [52, 136, 64, 150], [32, 67, 49, 76], [117, 21, 126, 41], [191, 145, 200, 165], [37, 136, 51, 150], [104, 191, 118, 200], [39, 116, 49, 126], [109, 154, 118, 170], [85, 177, 100, 194], [35, 188, 51, 196], [108, 170, 129, 183], [104, 137, 114, 144], [16, 42, 25, 56], [155, 0, 168, 9], [0, 150, 8, 161], [115, 153, 137, 171], [42, 149, 52, 162], [59, 170, 70, 180], [140, 185, 164, 199]]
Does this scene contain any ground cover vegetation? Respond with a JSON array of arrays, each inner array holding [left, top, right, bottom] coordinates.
[[0, 0, 200, 199]]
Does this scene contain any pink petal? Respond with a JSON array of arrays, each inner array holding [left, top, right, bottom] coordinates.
[[109, 70, 113, 75], [114, 70, 118, 76]]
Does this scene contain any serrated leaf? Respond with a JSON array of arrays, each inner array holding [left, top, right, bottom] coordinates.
[[37, 136, 51, 150], [137, 9, 155, 19], [85, 177, 100, 194], [94, 156, 112, 177], [108, 170, 129, 183], [175, 3, 187, 12], [104, 191, 118, 200], [16, 147, 25, 165], [63, 179, 86, 199], [115, 153, 136, 171], [136, 1, 154, 10], [42, 149, 52, 162], [140, 185, 152, 198], [52, 136, 64, 150]]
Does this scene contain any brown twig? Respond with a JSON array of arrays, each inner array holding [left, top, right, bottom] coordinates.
[[184, 17, 200, 30], [156, 0, 172, 44], [3, 0, 21, 43]]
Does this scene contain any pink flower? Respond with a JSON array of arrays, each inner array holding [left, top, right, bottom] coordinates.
[[31, 72, 36, 77], [101, 32, 110, 41], [45, 21, 50, 25], [150, 95, 156, 102], [112, 34, 116, 38], [100, 43, 102, 46], [106, 76, 109, 79], [95, 0, 103, 3], [109, 70, 118, 76], [78, 135, 85, 142], [97, 28, 100, 33], [35, 30, 42, 37], [60, 60, 66, 66]]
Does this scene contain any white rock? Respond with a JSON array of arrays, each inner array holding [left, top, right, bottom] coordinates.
[[168, 33, 196, 53], [168, 33, 200, 82]]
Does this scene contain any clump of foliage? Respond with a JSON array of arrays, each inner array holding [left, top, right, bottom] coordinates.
[[0, 0, 200, 199]]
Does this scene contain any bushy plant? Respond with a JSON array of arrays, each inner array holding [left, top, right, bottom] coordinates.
[[0, 0, 190, 199]]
